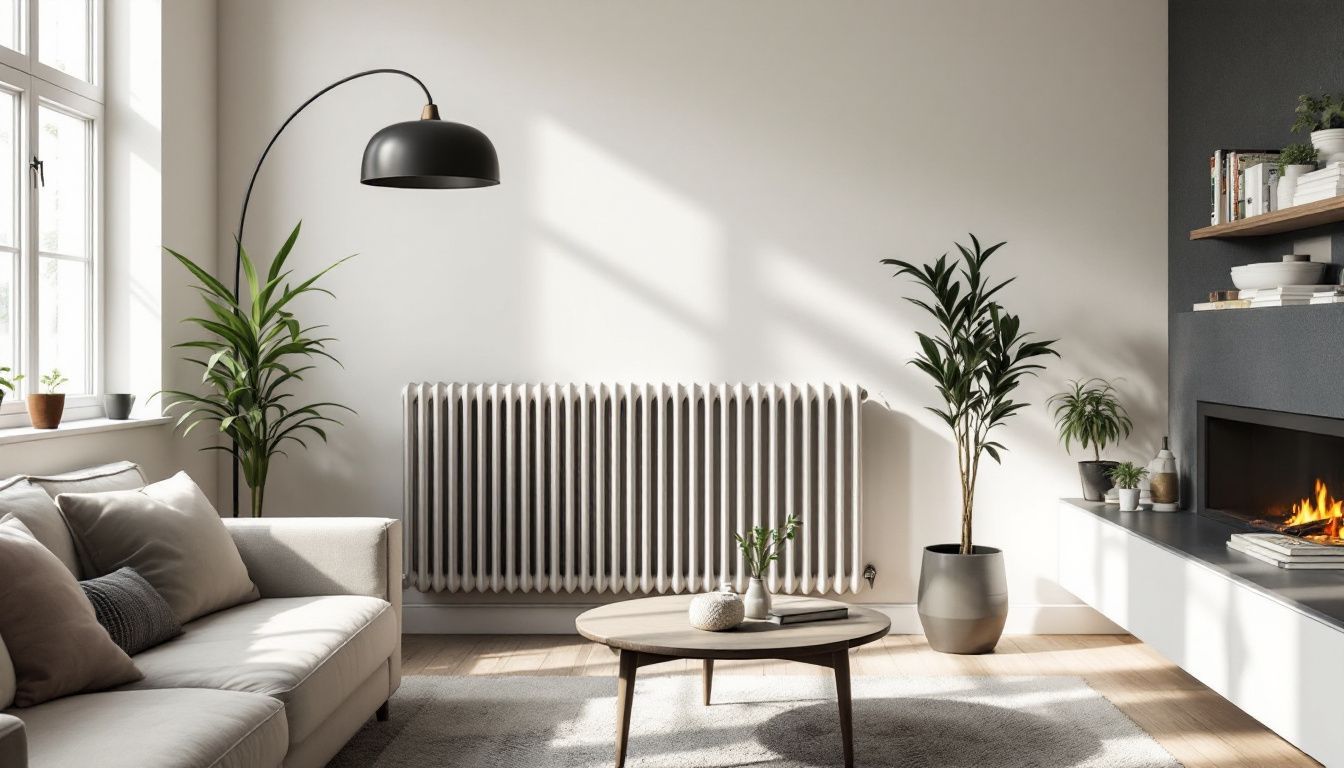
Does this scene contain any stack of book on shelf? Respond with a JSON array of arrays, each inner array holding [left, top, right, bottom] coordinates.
[[1193, 285, 1342, 310], [1210, 149, 1279, 224], [1292, 165, 1344, 205], [1227, 532, 1344, 570]]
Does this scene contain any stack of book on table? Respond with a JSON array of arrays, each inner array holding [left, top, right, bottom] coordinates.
[[1227, 533, 1344, 569], [767, 598, 849, 625], [1293, 165, 1344, 206], [1243, 285, 1332, 308]]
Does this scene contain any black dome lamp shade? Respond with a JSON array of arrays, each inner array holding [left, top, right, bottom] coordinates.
[[228, 68, 498, 516], [361, 105, 500, 189]]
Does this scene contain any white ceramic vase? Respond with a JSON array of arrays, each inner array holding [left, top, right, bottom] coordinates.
[[744, 577, 771, 619], [1311, 128, 1344, 167], [1118, 488, 1140, 512], [1278, 164, 1316, 209]]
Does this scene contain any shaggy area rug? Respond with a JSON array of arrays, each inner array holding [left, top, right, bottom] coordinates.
[[330, 675, 1180, 767]]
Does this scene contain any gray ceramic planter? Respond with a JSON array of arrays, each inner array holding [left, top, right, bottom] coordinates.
[[917, 544, 1008, 654]]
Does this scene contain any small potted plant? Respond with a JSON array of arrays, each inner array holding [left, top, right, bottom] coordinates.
[[1277, 143, 1320, 209], [1292, 93, 1344, 167], [27, 369, 68, 429], [1108, 462, 1148, 512], [1048, 378, 1133, 501], [0, 366, 21, 410], [735, 514, 800, 619]]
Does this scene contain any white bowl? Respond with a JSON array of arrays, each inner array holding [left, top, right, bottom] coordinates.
[[1230, 261, 1325, 290]]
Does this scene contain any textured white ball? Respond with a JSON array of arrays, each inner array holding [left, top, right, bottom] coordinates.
[[688, 589, 745, 631]]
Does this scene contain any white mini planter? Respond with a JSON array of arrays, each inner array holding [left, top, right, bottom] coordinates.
[[1279, 164, 1317, 209], [1117, 488, 1140, 512], [1311, 128, 1344, 167]]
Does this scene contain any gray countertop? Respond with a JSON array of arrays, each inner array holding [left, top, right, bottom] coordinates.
[[1062, 499, 1344, 631]]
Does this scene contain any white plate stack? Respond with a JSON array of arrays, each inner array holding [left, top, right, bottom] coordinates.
[[1293, 165, 1344, 205]]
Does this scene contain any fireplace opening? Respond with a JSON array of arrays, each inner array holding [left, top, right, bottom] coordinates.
[[1198, 402, 1344, 543]]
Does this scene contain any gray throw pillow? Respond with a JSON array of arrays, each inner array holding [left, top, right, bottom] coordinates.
[[80, 568, 182, 656]]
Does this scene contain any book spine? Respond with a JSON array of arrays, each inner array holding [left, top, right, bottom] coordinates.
[[1214, 150, 1226, 225], [1210, 153, 1217, 224]]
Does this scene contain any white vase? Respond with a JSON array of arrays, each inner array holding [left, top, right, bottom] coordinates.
[[1118, 488, 1140, 512], [1311, 128, 1344, 167], [1278, 164, 1316, 209], [744, 577, 771, 619]]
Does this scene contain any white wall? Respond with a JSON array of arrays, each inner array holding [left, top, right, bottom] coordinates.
[[0, 0, 217, 490], [216, 0, 1167, 630]]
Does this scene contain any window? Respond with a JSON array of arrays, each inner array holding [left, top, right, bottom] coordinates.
[[0, 0, 101, 416]]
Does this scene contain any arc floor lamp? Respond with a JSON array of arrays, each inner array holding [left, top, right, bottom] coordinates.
[[228, 68, 500, 516]]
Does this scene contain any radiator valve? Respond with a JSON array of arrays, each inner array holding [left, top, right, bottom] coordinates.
[[863, 564, 877, 588]]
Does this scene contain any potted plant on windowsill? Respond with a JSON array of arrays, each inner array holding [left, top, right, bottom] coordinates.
[[1108, 462, 1147, 512], [1048, 378, 1133, 501], [735, 514, 800, 619], [881, 235, 1059, 654], [27, 369, 67, 429], [1277, 143, 1319, 209], [0, 366, 21, 411], [1292, 93, 1344, 167]]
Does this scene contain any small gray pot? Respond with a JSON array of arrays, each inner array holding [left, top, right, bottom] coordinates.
[[103, 393, 136, 420], [917, 544, 1008, 655]]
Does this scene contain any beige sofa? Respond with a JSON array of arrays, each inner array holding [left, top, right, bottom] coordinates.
[[0, 464, 402, 768]]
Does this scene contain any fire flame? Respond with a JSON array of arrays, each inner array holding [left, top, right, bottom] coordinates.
[[1284, 479, 1344, 539]]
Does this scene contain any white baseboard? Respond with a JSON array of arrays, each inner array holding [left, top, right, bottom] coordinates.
[[402, 601, 1122, 635]]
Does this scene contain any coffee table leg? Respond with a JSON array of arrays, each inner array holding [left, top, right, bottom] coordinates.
[[615, 650, 638, 768], [702, 659, 714, 705], [833, 650, 854, 768]]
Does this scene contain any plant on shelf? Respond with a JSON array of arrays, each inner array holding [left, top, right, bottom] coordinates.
[[27, 368, 67, 430], [882, 234, 1059, 654], [734, 514, 800, 619], [1279, 142, 1319, 173], [0, 366, 21, 409], [1292, 93, 1344, 167], [1107, 461, 1148, 512], [1048, 378, 1133, 502], [160, 222, 353, 518]]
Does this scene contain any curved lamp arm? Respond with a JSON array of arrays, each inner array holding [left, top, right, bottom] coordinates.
[[233, 68, 433, 295], [229, 68, 433, 517]]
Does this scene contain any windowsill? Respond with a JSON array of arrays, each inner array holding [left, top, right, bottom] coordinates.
[[0, 415, 171, 447]]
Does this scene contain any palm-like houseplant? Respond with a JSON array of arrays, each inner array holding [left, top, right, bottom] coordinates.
[[882, 235, 1058, 654], [1047, 378, 1132, 501], [161, 222, 352, 517]]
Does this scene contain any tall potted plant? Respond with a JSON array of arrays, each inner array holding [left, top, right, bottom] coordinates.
[[0, 366, 20, 410], [161, 222, 352, 517], [882, 235, 1058, 654], [1047, 378, 1133, 501], [1292, 93, 1344, 167]]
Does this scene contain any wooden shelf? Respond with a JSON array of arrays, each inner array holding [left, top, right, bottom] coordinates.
[[1190, 195, 1344, 239]]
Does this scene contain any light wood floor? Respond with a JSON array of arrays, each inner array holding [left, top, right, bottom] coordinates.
[[402, 633, 1318, 768]]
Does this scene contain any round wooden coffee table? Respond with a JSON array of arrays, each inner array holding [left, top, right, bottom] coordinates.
[[576, 594, 890, 768]]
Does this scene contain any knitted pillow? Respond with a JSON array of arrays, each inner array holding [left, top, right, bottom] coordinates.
[[80, 568, 183, 656]]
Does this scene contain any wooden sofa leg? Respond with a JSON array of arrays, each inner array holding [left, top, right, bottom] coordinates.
[[376, 701, 390, 722]]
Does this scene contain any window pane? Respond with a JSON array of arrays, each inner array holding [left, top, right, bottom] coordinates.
[[37, 255, 86, 394], [0, 0, 20, 54], [38, 0, 90, 82], [38, 103, 88, 256], [0, 89, 16, 249], [0, 252, 12, 376]]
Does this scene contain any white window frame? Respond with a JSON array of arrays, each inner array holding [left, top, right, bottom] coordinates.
[[0, 0, 103, 427]]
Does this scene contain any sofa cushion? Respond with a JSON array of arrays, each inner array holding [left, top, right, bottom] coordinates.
[[126, 595, 396, 745], [0, 479, 80, 577], [0, 636, 13, 710], [24, 461, 146, 496], [6, 688, 287, 768], [80, 568, 183, 655], [57, 472, 259, 623], [0, 518, 142, 707]]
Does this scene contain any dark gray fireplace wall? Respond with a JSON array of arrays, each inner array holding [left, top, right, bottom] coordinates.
[[1170, 0, 1344, 507]]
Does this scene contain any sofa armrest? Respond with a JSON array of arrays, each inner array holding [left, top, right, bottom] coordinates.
[[0, 714, 26, 768], [222, 517, 402, 623]]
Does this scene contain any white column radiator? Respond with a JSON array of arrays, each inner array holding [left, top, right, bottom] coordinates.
[[401, 382, 865, 595]]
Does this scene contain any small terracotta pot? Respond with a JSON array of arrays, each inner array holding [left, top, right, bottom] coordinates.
[[27, 394, 65, 429]]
